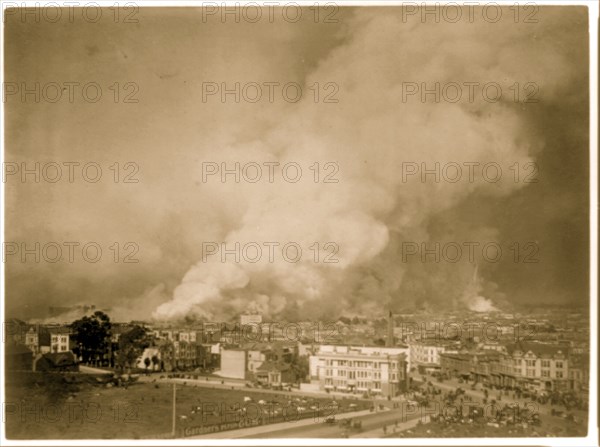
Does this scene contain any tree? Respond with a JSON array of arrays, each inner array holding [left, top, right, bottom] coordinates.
[[70, 311, 112, 365], [151, 355, 160, 371], [292, 356, 309, 383], [117, 325, 150, 373]]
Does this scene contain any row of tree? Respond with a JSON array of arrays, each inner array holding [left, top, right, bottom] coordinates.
[[69, 311, 150, 371]]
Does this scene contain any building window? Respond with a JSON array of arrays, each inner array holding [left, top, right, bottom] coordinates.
[[556, 371, 563, 378], [541, 360, 550, 368], [556, 361, 563, 369]]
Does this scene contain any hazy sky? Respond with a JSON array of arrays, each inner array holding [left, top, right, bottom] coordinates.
[[4, 6, 590, 321]]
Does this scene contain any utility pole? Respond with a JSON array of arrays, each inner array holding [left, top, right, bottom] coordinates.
[[171, 382, 177, 437]]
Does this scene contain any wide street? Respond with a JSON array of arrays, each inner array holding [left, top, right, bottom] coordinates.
[[188, 406, 423, 439], [410, 372, 588, 420]]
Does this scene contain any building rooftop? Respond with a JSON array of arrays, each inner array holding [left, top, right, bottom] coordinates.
[[506, 341, 569, 358], [317, 350, 407, 360]]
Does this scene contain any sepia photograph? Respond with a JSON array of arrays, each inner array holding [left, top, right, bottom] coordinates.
[[1, 1, 598, 445]]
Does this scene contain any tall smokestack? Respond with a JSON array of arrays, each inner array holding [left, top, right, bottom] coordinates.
[[386, 309, 394, 347]]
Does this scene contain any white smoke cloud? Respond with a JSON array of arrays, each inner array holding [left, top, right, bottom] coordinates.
[[468, 296, 498, 313], [152, 8, 578, 321], [3, 7, 586, 323]]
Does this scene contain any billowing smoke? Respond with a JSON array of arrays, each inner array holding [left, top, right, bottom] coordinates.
[[150, 8, 580, 321], [468, 297, 498, 313], [460, 263, 499, 313]]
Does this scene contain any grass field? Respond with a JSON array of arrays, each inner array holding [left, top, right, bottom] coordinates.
[[5, 374, 371, 439]]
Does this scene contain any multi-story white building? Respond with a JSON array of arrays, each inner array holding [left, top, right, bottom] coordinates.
[[441, 342, 571, 392], [148, 329, 202, 369], [24, 326, 50, 355], [409, 340, 460, 373], [501, 342, 569, 391], [314, 344, 411, 369], [151, 329, 199, 342], [48, 328, 70, 353], [152, 329, 176, 340], [24, 325, 71, 355], [172, 340, 198, 368], [176, 331, 198, 343], [309, 345, 409, 397]]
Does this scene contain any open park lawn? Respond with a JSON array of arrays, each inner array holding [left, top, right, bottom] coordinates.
[[5, 373, 369, 439]]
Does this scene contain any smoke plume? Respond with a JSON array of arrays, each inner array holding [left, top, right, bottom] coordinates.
[[5, 7, 587, 322], [153, 8, 579, 321]]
